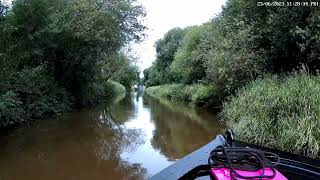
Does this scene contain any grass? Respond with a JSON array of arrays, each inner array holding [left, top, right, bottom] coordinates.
[[145, 84, 223, 108], [222, 75, 320, 159]]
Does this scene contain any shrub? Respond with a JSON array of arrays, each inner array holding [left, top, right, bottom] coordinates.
[[0, 66, 72, 128], [85, 80, 126, 105], [222, 75, 320, 158], [105, 81, 126, 98], [0, 91, 24, 127], [13, 67, 72, 119], [166, 84, 190, 102], [145, 85, 171, 99], [191, 85, 223, 108], [146, 84, 223, 108]]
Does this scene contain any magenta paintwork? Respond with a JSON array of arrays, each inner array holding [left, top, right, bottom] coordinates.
[[211, 167, 288, 180]]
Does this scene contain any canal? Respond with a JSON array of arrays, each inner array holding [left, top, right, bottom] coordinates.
[[0, 92, 224, 180]]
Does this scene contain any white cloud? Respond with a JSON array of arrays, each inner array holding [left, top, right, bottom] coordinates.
[[132, 0, 226, 71]]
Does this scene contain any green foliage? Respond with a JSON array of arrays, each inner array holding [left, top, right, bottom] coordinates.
[[146, 84, 222, 108], [143, 65, 166, 87], [47, 0, 145, 106], [85, 80, 126, 105], [112, 63, 140, 90], [0, 91, 24, 127], [204, 18, 266, 93], [214, 0, 319, 76], [16, 68, 72, 119], [142, 0, 320, 158], [105, 81, 126, 98], [0, 0, 145, 128], [0, 65, 72, 127], [166, 0, 320, 94], [143, 28, 188, 86], [155, 28, 188, 66], [1, 0, 145, 106], [190, 85, 223, 108], [222, 75, 320, 158], [171, 25, 210, 84]]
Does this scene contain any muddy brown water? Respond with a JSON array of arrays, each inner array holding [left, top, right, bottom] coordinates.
[[0, 92, 224, 180]]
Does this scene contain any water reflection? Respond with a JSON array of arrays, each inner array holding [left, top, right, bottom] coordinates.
[[145, 95, 223, 161], [120, 94, 173, 176], [0, 92, 223, 180]]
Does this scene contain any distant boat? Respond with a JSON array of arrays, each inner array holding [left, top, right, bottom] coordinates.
[[133, 85, 144, 92]]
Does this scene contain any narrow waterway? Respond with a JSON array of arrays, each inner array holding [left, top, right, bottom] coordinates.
[[0, 92, 224, 180]]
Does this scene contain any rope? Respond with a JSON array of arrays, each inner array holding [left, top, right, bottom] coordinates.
[[208, 146, 280, 180]]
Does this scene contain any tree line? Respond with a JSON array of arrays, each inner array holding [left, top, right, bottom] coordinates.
[[0, 0, 144, 128], [144, 0, 320, 98]]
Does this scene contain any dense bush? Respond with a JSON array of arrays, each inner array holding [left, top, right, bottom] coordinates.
[[0, 65, 72, 127], [84, 80, 126, 106], [103, 81, 126, 100], [146, 84, 222, 108], [203, 19, 266, 93], [190, 85, 223, 108], [222, 75, 320, 158], [0, 91, 24, 127]]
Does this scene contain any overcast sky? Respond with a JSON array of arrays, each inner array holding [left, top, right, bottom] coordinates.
[[132, 0, 227, 71]]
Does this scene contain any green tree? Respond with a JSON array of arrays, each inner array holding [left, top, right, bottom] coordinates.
[[0, 0, 145, 127], [1, 0, 145, 106], [171, 24, 211, 84], [47, 0, 146, 105], [112, 62, 140, 90], [202, 0, 318, 93], [143, 27, 188, 86], [220, 0, 319, 73]]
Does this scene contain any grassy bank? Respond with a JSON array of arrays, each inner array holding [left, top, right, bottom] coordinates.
[[87, 80, 126, 105], [222, 75, 320, 158], [145, 84, 223, 108]]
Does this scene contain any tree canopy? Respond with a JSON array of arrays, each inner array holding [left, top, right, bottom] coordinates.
[[143, 28, 188, 87], [145, 0, 320, 94], [0, 0, 145, 127]]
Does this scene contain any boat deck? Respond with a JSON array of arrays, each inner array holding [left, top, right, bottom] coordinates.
[[150, 135, 320, 180], [150, 135, 226, 180]]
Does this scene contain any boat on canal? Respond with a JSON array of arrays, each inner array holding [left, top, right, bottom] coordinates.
[[150, 130, 320, 180]]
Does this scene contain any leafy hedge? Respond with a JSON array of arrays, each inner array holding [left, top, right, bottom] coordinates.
[[222, 75, 320, 158], [146, 84, 223, 108], [82, 80, 126, 106], [0, 66, 72, 128], [0, 91, 24, 126]]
